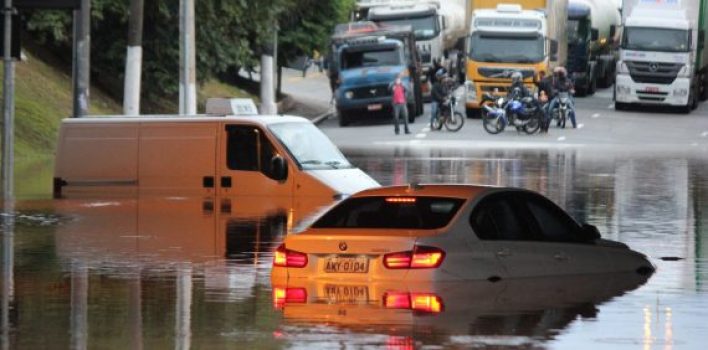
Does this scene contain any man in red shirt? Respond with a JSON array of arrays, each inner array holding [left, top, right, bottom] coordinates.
[[389, 75, 411, 135]]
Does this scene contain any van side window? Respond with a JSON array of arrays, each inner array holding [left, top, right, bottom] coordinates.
[[226, 126, 276, 177], [469, 195, 534, 241]]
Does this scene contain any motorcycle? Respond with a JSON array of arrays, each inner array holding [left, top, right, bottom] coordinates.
[[551, 91, 573, 128], [431, 86, 465, 132], [481, 88, 542, 135]]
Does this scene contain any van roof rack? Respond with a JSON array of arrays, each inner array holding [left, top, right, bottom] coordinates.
[[206, 98, 259, 116]]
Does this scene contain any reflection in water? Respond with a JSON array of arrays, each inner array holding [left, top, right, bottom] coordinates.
[[1, 148, 707, 348], [272, 272, 650, 348]]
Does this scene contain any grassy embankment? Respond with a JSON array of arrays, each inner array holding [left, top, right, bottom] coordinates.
[[0, 50, 252, 159]]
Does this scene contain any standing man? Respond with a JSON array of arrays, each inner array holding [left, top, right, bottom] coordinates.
[[389, 74, 411, 135], [536, 70, 553, 133]]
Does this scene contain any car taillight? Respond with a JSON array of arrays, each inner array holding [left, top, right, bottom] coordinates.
[[383, 291, 443, 313], [273, 244, 308, 268], [272, 287, 307, 309], [383, 245, 445, 269]]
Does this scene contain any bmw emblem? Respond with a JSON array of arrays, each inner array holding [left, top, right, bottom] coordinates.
[[338, 241, 348, 252]]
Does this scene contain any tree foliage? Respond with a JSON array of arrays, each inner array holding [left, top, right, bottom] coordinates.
[[23, 0, 353, 108]]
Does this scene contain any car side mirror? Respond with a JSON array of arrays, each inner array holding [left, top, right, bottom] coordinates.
[[580, 223, 601, 242], [271, 155, 288, 182], [609, 25, 616, 39], [591, 29, 599, 41], [440, 15, 447, 30]]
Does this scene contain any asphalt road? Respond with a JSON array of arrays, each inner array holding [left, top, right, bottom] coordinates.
[[281, 68, 708, 152]]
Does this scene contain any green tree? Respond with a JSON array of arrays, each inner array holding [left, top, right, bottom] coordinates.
[[23, 0, 350, 111]]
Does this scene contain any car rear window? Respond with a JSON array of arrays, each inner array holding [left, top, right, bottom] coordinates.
[[312, 196, 465, 229]]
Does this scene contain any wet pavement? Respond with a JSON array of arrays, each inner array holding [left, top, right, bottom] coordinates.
[[1, 148, 707, 349]]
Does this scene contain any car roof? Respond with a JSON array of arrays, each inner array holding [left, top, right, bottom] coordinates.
[[350, 184, 502, 200], [61, 114, 310, 127]]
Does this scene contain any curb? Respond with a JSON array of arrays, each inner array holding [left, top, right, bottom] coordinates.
[[312, 111, 333, 125]]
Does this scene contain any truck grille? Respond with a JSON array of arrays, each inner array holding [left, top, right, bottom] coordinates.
[[478, 67, 535, 79], [627, 61, 682, 84], [351, 84, 390, 99]]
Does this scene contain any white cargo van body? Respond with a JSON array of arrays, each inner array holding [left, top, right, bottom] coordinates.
[[54, 115, 379, 200]]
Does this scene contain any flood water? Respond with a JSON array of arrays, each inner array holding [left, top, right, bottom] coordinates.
[[1, 148, 707, 349]]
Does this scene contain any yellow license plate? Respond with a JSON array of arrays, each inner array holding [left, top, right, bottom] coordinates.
[[323, 284, 369, 303], [324, 256, 369, 273]]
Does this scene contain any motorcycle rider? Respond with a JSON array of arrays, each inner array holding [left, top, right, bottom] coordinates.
[[508, 71, 532, 99], [536, 70, 553, 133], [430, 69, 447, 127], [547, 66, 577, 128]]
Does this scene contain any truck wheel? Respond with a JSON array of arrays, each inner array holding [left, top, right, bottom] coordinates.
[[338, 110, 350, 127], [700, 73, 708, 101], [588, 78, 597, 95]]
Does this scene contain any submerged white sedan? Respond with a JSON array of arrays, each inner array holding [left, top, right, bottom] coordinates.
[[271, 184, 655, 282]]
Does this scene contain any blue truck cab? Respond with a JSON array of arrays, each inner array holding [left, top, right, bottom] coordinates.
[[328, 23, 423, 126]]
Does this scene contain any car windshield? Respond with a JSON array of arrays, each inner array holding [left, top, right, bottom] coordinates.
[[312, 196, 466, 229], [268, 122, 353, 170], [469, 33, 544, 63], [377, 15, 439, 40], [341, 47, 402, 69], [623, 27, 689, 52]]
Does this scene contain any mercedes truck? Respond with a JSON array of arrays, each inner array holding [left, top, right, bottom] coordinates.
[[615, 0, 708, 112]]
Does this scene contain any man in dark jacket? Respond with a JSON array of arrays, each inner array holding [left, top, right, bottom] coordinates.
[[430, 69, 447, 128]]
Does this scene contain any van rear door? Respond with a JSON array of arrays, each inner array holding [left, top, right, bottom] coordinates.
[[216, 123, 294, 197]]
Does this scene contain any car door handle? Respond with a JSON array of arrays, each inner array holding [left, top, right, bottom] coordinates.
[[221, 176, 232, 188], [496, 249, 511, 258], [554, 253, 569, 261]]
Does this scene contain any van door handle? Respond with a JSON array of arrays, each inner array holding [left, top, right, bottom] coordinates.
[[203, 176, 214, 188], [221, 176, 232, 188]]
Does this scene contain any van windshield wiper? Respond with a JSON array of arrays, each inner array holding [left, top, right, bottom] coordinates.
[[324, 161, 343, 169], [300, 160, 322, 165]]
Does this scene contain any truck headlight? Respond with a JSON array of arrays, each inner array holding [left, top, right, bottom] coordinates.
[[617, 61, 629, 74], [344, 91, 354, 99], [465, 80, 476, 101], [677, 65, 690, 78]]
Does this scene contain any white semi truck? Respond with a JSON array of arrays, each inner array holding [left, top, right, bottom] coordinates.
[[615, 0, 708, 112]]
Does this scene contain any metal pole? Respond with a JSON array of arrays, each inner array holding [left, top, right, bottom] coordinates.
[[72, 0, 91, 117], [179, 0, 196, 115], [123, 0, 144, 115], [70, 262, 88, 350], [175, 264, 192, 350], [1, 0, 14, 199], [1, 200, 15, 350]]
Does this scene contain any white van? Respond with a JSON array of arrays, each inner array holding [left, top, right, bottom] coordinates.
[[54, 112, 379, 201]]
